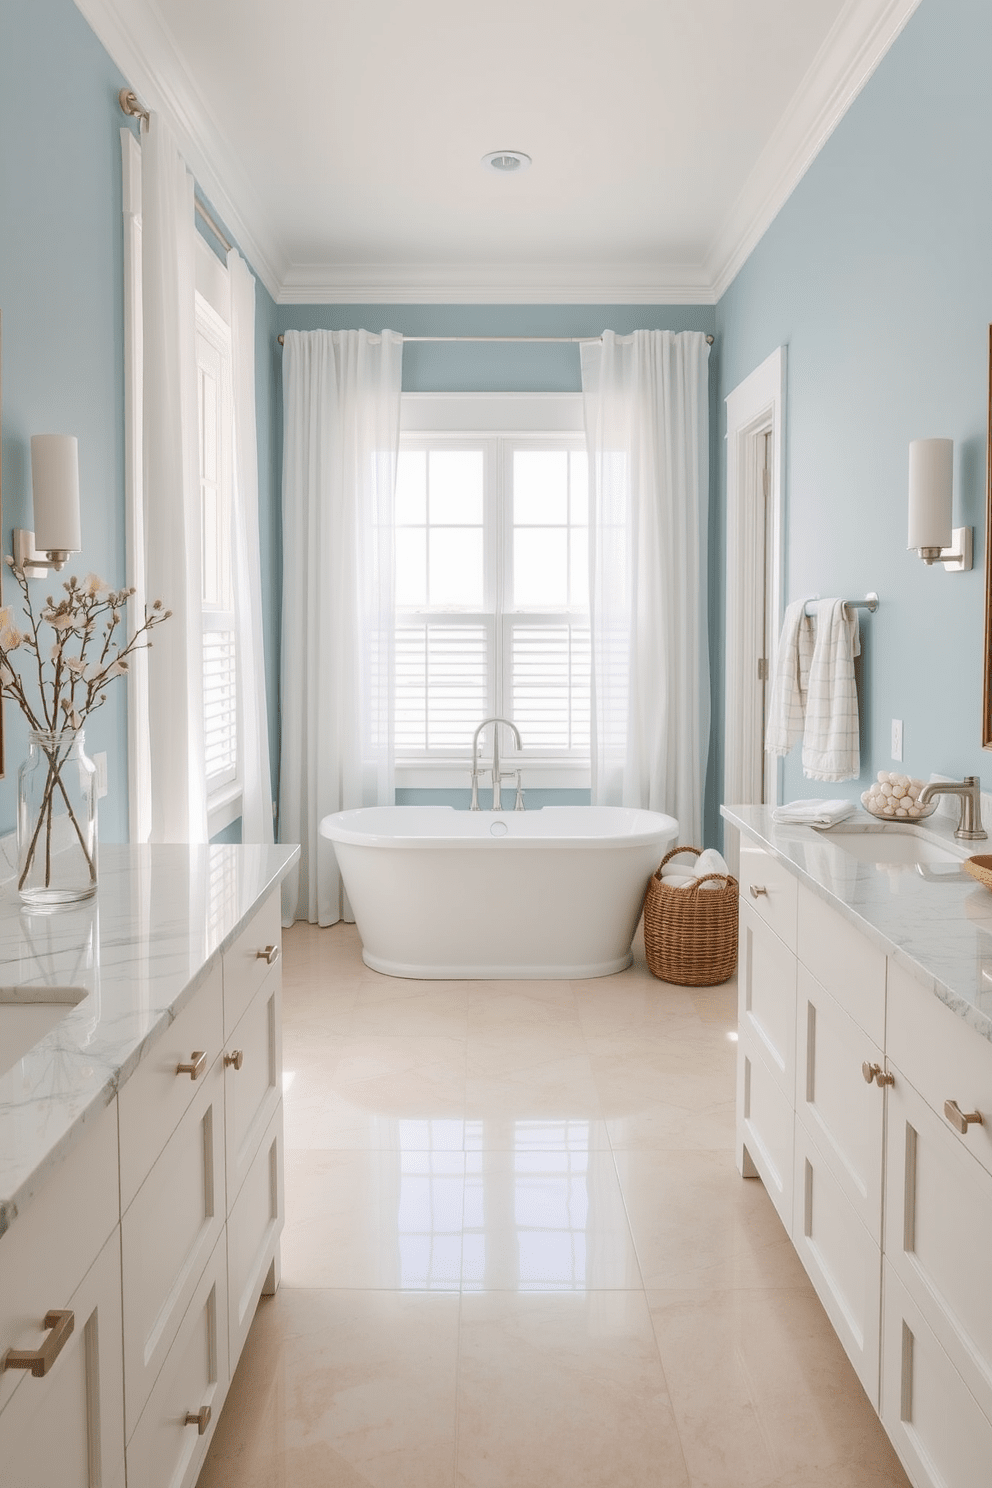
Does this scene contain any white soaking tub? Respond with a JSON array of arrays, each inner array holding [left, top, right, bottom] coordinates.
[[319, 805, 678, 979]]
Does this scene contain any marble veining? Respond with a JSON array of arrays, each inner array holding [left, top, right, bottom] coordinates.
[[0, 842, 298, 1238], [722, 805, 992, 1044]]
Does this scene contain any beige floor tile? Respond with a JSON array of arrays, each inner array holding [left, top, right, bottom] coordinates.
[[466, 1053, 605, 1124], [648, 1288, 909, 1488], [454, 1291, 689, 1487], [344, 985, 471, 1039], [604, 1097, 737, 1151], [613, 1148, 811, 1290], [466, 982, 582, 1035], [461, 1146, 642, 1291], [198, 1289, 460, 1488], [466, 1026, 589, 1077]]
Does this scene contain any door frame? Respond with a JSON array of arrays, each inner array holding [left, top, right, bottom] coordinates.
[[724, 346, 786, 832]]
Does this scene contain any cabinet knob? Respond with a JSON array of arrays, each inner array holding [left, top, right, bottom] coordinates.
[[944, 1099, 984, 1134], [176, 1050, 207, 1081], [861, 1061, 893, 1088], [185, 1405, 212, 1435], [1, 1309, 74, 1378], [256, 944, 280, 965], [224, 1049, 244, 1071], [749, 885, 768, 899]]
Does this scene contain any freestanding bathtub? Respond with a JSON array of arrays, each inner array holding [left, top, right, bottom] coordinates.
[[319, 805, 678, 979]]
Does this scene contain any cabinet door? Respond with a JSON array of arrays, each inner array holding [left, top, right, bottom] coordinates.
[[0, 1229, 125, 1488], [884, 1066, 992, 1424], [881, 1262, 992, 1488], [125, 1232, 229, 1488], [795, 967, 884, 1242], [121, 1053, 225, 1439], [793, 1121, 881, 1406], [738, 846, 798, 950], [225, 972, 282, 1211], [223, 890, 282, 1036], [227, 1103, 283, 1368], [737, 1028, 794, 1234], [738, 901, 797, 1101]]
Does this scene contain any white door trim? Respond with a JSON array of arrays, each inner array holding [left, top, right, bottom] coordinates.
[[724, 346, 786, 836]]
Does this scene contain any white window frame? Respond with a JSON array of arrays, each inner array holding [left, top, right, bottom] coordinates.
[[396, 393, 589, 791]]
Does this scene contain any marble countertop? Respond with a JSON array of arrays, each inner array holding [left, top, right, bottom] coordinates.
[[722, 804, 992, 1046], [0, 842, 298, 1238]]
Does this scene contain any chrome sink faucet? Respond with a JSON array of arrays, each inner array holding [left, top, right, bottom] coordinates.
[[470, 717, 524, 811], [917, 775, 987, 840]]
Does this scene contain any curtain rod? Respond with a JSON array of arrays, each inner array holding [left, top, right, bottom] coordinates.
[[276, 332, 715, 346], [119, 88, 234, 254]]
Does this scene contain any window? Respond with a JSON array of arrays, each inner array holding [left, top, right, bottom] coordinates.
[[194, 242, 240, 830], [394, 432, 590, 781]]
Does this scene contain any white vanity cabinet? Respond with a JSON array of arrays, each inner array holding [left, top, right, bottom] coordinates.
[[0, 1098, 125, 1488], [733, 828, 992, 1488]]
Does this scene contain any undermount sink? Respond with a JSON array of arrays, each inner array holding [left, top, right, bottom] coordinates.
[[0, 986, 87, 1081], [815, 825, 965, 866]]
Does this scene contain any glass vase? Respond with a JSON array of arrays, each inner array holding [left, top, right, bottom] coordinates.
[[17, 727, 98, 909]]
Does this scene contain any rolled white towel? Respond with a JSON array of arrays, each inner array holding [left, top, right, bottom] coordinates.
[[661, 852, 698, 878], [692, 847, 731, 890], [662, 873, 696, 889]]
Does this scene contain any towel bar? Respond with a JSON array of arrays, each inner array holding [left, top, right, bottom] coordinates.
[[804, 592, 878, 617]]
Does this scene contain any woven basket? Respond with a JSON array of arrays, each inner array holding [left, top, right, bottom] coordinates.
[[643, 845, 739, 986]]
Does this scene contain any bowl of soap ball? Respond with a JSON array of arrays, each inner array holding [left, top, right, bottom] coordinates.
[[861, 773, 937, 820]]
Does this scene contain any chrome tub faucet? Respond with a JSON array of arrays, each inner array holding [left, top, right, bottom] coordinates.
[[917, 775, 987, 841], [471, 717, 524, 811]]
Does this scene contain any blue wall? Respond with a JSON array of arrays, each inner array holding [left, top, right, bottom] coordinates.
[[0, 0, 281, 845], [715, 0, 992, 819]]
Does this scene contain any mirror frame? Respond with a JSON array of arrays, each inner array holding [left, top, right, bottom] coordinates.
[[984, 324, 992, 748]]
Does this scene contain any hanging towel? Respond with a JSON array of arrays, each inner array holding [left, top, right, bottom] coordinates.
[[772, 798, 856, 827], [765, 598, 815, 756], [802, 599, 861, 782]]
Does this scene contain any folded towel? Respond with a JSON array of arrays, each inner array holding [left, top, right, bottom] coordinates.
[[772, 798, 856, 827], [802, 599, 861, 782], [765, 599, 815, 757]]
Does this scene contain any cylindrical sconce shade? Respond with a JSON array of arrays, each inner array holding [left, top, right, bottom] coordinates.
[[31, 434, 81, 554], [908, 437, 953, 552]]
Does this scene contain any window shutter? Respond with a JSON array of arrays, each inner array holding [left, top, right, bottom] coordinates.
[[203, 629, 238, 786], [396, 622, 489, 753], [510, 623, 590, 753]]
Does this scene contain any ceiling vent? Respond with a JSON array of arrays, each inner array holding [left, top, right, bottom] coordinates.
[[482, 151, 532, 173]]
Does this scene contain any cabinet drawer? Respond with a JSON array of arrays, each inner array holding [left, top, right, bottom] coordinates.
[[738, 900, 797, 1099], [738, 846, 797, 951], [0, 1096, 119, 1419], [796, 966, 884, 1242], [797, 887, 886, 1048], [793, 1119, 881, 1406], [0, 1227, 125, 1488], [882, 1263, 992, 1488], [225, 974, 282, 1210], [887, 960, 992, 1182], [121, 1053, 225, 1439], [737, 1028, 793, 1235], [126, 1231, 229, 1488], [227, 1103, 283, 1369], [119, 961, 224, 1211], [223, 890, 282, 1035], [884, 1066, 992, 1422]]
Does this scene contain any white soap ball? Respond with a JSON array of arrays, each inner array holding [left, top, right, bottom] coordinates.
[[895, 807, 908, 817], [877, 771, 888, 784], [908, 804, 922, 817], [910, 779, 924, 796], [891, 784, 906, 800], [881, 782, 893, 797], [883, 805, 895, 816], [861, 791, 870, 806]]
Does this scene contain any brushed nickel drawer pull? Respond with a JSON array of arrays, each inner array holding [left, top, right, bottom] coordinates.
[[185, 1405, 212, 1435], [224, 1049, 244, 1071], [177, 1050, 207, 1080], [749, 885, 768, 899], [256, 944, 280, 965], [861, 1062, 894, 1088], [944, 1099, 984, 1134], [2, 1309, 74, 1377]]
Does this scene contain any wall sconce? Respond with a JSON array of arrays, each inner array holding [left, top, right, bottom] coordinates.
[[14, 434, 82, 576], [907, 437, 972, 571]]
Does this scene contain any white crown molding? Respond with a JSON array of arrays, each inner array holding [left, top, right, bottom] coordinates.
[[73, 0, 287, 300], [277, 261, 716, 306], [707, 0, 923, 300]]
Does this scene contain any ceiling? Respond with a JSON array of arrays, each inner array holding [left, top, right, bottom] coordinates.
[[75, 0, 921, 303]]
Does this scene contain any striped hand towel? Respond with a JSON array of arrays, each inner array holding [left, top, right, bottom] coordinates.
[[765, 598, 815, 757], [802, 599, 861, 782]]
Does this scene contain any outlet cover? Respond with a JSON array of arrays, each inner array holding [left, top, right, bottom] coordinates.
[[891, 720, 903, 762]]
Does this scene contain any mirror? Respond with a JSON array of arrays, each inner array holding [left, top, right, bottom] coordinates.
[[984, 324, 992, 748]]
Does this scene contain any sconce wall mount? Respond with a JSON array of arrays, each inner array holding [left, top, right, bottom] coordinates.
[[908, 437, 973, 572]]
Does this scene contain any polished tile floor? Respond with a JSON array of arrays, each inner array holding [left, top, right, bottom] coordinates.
[[199, 922, 910, 1488]]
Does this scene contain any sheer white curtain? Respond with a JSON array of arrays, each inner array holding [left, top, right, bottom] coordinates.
[[227, 250, 274, 845], [140, 113, 207, 843], [279, 329, 402, 926], [581, 329, 711, 844]]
